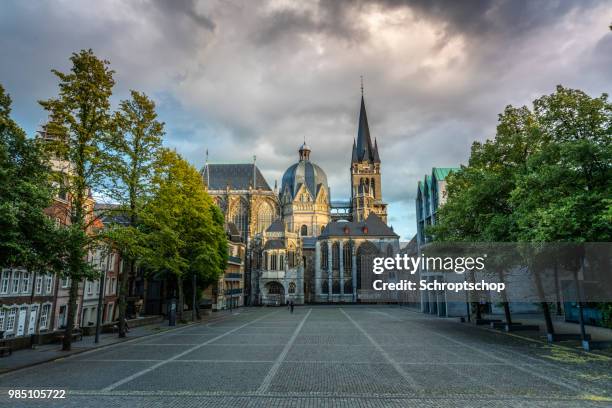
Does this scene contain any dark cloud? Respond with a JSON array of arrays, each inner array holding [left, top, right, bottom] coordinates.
[[151, 0, 216, 31], [0, 0, 610, 240]]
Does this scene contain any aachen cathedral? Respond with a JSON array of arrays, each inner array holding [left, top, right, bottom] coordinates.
[[202, 93, 399, 305]]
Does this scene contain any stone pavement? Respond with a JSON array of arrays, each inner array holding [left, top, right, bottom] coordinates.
[[0, 306, 610, 407], [0, 310, 236, 374]]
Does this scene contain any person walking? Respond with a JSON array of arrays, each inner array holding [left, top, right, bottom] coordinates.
[[290, 300, 294, 314]]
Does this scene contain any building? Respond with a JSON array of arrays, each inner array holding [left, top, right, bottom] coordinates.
[[416, 167, 457, 245], [254, 219, 305, 305], [202, 162, 280, 305], [203, 90, 399, 304], [202, 224, 246, 310], [314, 214, 399, 303], [351, 96, 388, 223], [280, 142, 331, 237]]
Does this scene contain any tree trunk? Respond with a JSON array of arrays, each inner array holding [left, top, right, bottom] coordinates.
[[117, 258, 132, 338], [142, 276, 149, 316], [177, 276, 184, 322], [498, 270, 512, 325], [62, 277, 80, 351], [533, 265, 555, 335]]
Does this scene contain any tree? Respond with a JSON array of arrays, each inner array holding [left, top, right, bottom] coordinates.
[[39, 49, 115, 350], [0, 84, 68, 274], [138, 149, 227, 322], [102, 90, 164, 337], [430, 86, 612, 334]]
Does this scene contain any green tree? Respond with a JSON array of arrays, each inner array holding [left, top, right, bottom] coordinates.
[[102, 90, 164, 337], [138, 149, 227, 321], [39, 49, 115, 350], [0, 84, 68, 274], [431, 86, 612, 333]]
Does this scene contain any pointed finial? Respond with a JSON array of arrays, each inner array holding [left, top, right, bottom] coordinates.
[[360, 75, 363, 96]]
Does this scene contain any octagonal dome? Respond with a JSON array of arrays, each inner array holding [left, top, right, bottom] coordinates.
[[281, 143, 328, 200]]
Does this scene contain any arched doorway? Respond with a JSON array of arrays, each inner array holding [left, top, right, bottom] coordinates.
[[264, 281, 285, 306]]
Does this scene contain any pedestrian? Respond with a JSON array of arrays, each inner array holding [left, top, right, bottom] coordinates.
[[290, 300, 294, 314]]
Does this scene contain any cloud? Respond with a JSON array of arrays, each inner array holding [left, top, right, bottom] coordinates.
[[1, 0, 610, 240]]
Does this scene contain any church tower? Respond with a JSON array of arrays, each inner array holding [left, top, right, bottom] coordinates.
[[350, 93, 388, 223]]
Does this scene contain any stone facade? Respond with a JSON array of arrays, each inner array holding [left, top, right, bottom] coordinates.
[[202, 93, 398, 305]]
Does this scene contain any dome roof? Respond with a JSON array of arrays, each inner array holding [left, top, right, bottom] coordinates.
[[281, 144, 328, 200]]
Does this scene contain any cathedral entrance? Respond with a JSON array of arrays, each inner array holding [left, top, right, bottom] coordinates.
[[263, 281, 285, 306]]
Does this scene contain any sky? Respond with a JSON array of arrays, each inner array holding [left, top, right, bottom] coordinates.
[[1, 0, 611, 240]]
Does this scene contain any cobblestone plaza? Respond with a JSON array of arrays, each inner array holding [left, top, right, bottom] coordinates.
[[1, 306, 611, 407]]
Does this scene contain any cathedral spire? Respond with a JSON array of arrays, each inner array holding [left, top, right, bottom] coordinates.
[[373, 138, 381, 163], [355, 93, 375, 163]]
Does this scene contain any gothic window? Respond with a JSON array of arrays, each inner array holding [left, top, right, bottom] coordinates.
[[321, 280, 329, 294], [279, 254, 285, 270], [343, 242, 352, 273], [356, 241, 379, 293], [288, 250, 295, 268], [332, 242, 340, 270], [256, 201, 274, 234], [321, 242, 328, 269], [300, 225, 308, 236], [332, 280, 340, 294], [231, 199, 248, 239], [344, 279, 353, 294], [271, 253, 277, 271], [370, 178, 375, 197], [267, 281, 283, 295], [288, 282, 296, 294]]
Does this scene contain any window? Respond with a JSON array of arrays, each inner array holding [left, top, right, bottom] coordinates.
[[256, 202, 274, 233], [106, 303, 114, 323], [45, 275, 53, 293], [288, 250, 295, 268], [231, 199, 248, 239], [11, 271, 21, 293], [61, 277, 70, 288], [300, 225, 308, 236], [0, 309, 5, 330], [343, 243, 352, 273], [332, 242, 340, 270], [39, 304, 50, 330], [271, 253, 277, 271], [6, 307, 17, 331], [21, 272, 30, 293], [87, 281, 93, 295], [321, 242, 328, 269], [288, 282, 296, 294], [1, 270, 10, 294], [279, 254, 284, 270], [35, 275, 43, 294]]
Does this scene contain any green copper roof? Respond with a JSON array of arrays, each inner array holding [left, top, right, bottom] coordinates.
[[432, 167, 458, 181]]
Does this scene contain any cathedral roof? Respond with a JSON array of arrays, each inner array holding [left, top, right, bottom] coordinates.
[[266, 219, 285, 233], [352, 95, 380, 164], [281, 144, 328, 200], [320, 213, 398, 238], [264, 239, 285, 250], [202, 163, 271, 191]]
